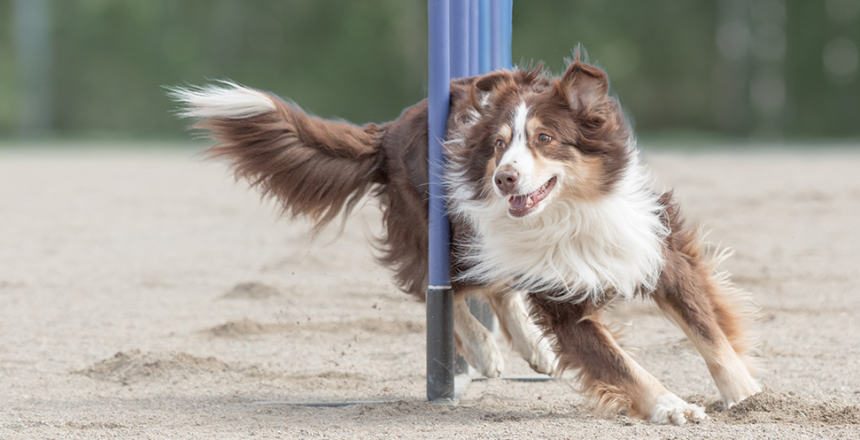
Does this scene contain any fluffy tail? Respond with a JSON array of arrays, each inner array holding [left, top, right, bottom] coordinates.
[[170, 81, 386, 231]]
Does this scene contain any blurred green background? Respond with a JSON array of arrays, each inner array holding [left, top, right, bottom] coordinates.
[[1, 0, 858, 142]]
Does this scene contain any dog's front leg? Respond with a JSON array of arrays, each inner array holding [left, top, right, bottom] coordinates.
[[453, 296, 504, 378], [485, 290, 557, 375], [528, 293, 708, 425]]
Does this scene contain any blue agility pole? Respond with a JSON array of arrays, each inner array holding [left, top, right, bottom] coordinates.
[[468, 0, 479, 77], [465, 0, 513, 334], [478, 0, 491, 74], [426, 0, 512, 403], [450, 0, 477, 378], [426, 0, 454, 403], [489, 1, 502, 71], [501, 0, 512, 69], [451, 1, 469, 79]]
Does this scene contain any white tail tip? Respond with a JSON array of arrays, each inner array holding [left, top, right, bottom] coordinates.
[[168, 80, 276, 120]]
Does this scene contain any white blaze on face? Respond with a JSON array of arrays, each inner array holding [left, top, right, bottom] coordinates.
[[497, 102, 535, 183]]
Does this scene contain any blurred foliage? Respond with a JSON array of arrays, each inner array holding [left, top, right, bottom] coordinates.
[[0, 1, 15, 134], [514, 1, 719, 136], [1, 0, 858, 139]]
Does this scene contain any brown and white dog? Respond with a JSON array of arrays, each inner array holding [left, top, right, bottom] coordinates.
[[171, 52, 761, 425]]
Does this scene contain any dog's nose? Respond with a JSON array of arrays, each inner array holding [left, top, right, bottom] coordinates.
[[494, 169, 520, 194]]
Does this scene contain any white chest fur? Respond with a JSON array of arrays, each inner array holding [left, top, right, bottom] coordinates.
[[447, 156, 668, 303]]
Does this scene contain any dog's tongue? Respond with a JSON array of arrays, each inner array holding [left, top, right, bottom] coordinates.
[[510, 195, 528, 210]]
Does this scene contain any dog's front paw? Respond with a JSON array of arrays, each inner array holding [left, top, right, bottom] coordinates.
[[649, 393, 709, 425], [717, 369, 762, 409], [723, 382, 762, 409], [473, 343, 505, 378], [526, 337, 557, 375], [712, 353, 762, 409], [462, 334, 505, 378]]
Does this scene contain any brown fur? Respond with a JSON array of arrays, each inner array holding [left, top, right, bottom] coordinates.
[[448, 58, 631, 204], [195, 91, 435, 298], [181, 55, 758, 422], [525, 192, 759, 420], [527, 295, 645, 416], [198, 98, 386, 232], [654, 192, 756, 361]]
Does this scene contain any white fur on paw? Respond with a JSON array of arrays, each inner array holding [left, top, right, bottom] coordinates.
[[723, 382, 762, 409], [465, 336, 505, 378], [526, 337, 557, 375], [475, 346, 504, 378], [649, 393, 709, 425], [715, 358, 762, 409]]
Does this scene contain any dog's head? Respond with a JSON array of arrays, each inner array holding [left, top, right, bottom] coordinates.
[[453, 55, 633, 219]]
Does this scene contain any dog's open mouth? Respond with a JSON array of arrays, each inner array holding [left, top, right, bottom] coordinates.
[[508, 176, 557, 217]]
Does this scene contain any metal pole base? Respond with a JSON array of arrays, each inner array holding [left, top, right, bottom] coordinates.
[[426, 286, 455, 403]]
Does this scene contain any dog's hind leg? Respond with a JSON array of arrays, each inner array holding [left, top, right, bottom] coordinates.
[[485, 290, 556, 375], [653, 249, 761, 409], [528, 294, 708, 425], [453, 295, 504, 378], [656, 197, 761, 409]]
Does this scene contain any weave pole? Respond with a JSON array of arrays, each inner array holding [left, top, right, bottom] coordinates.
[[426, 0, 455, 403], [426, 0, 512, 403], [451, 0, 475, 378]]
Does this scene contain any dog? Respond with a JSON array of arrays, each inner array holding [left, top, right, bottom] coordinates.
[[171, 51, 761, 425]]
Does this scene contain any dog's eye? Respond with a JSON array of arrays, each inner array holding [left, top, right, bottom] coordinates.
[[495, 139, 505, 149], [537, 134, 552, 144]]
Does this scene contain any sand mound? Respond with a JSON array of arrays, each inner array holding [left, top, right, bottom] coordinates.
[[75, 350, 235, 385], [221, 282, 281, 299], [208, 319, 271, 337], [77, 350, 375, 387], [205, 318, 425, 338], [696, 389, 860, 425]]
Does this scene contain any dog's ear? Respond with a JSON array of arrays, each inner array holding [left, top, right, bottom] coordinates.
[[556, 48, 612, 128], [474, 71, 509, 93], [559, 60, 609, 115], [470, 71, 511, 110]]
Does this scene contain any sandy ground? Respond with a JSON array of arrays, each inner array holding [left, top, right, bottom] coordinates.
[[1, 143, 859, 439]]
